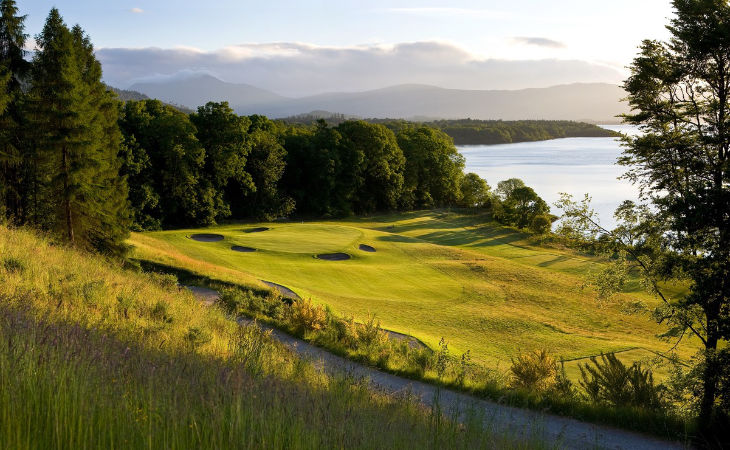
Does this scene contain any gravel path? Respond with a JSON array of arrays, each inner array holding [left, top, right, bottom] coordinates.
[[185, 285, 689, 450]]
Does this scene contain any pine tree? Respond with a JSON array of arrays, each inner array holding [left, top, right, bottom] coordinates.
[[30, 9, 129, 255], [0, 0, 30, 221]]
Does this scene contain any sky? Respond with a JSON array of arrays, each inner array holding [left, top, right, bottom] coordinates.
[[22, 1, 675, 96]]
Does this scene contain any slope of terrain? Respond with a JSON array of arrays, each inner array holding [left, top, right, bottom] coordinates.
[[0, 225, 517, 449], [129, 211, 696, 381], [130, 74, 285, 112], [129, 74, 627, 122]]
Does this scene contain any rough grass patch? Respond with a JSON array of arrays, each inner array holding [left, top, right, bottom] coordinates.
[[2, 256, 26, 273]]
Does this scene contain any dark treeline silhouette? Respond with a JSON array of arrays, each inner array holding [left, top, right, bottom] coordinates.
[[0, 2, 552, 252], [283, 114, 618, 145]]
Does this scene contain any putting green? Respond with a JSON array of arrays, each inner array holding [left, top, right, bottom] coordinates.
[[232, 224, 362, 254], [130, 211, 698, 376]]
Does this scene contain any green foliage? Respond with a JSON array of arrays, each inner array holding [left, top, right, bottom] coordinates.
[[492, 179, 550, 231], [336, 120, 405, 213], [2, 255, 24, 273], [190, 101, 255, 222], [290, 116, 619, 145], [529, 214, 553, 235], [510, 349, 558, 392], [119, 99, 212, 227], [239, 116, 294, 220], [356, 314, 388, 347], [421, 119, 618, 145], [458, 173, 490, 208], [281, 120, 341, 215], [184, 326, 212, 350], [0, 0, 30, 222], [289, 298, 327, 333], [579, 353, 664, 411], [27, 9, 130, 255], [396, 126, 464, 209], [557, 1, 730, 438]]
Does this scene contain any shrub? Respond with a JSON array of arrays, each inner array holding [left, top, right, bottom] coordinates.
[[553, 360, 576, 398], [579, 353, 664, 410], [357, 314, 388, 347], [2, 256, 26, 274], [149, 272, 178, 290], [529, 214, 553, 234], [335, 316, 359, 349], [184, 326, 212, 350], [455, 350, 473, 387], [150, 300, 174, 324], [81, 280, 107, 305], [288, 298, 327, 334], [218, 288, 247, 315], [218, 288, 281, 319], [436, 338, 450, 380], [510, 349, 557, 392], [410, 348, 433, 377], [262, 291, 285, 320], [116, 292, 135, 319]]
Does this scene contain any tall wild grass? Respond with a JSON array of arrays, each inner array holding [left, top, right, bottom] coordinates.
[[0, 226, 529, 449]]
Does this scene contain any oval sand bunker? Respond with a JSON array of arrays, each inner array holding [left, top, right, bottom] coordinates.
[[231, 245, 256, 252], [358, 244, 376, 252], [261, 280, 300, 300], [189, 233, 224, 242], [316, 253, 351, 261], [245, 227, 269, 233]]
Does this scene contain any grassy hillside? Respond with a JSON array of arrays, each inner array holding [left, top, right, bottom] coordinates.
[[0, 225, 520, 449], [129, 211, 697, 382]]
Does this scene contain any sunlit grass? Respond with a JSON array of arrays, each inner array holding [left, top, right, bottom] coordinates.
[[0, 225, 536, 449], [130, 211, 698, 378]]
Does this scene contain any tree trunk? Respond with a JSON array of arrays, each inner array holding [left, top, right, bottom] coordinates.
[[61, 144, 74, 244], [699, 320, 719, 433]]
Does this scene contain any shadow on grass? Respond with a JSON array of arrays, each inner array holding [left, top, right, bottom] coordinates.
[[0, 303, 502, 449]]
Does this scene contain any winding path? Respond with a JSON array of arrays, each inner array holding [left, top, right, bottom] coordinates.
[[186, 285, 688, 450]]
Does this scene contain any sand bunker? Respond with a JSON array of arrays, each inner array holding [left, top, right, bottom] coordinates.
[[384, 330, 428, 350], [358, 244, 376, 252], [189, 233, 224, 242], [316, 253, 351, 261], [245, 227, 269, 233], [261, 280, 301, 300], [231, 245, 256, 252]]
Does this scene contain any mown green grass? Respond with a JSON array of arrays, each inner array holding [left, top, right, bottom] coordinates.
[[0, 225, 536, 449], [130, 211, 698, 381]]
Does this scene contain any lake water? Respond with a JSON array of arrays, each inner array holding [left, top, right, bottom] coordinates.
[[458, 125, 640, 229]]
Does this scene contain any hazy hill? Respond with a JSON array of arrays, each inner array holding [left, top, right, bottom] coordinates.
[[129, 75, 628, 122], [108, 85, 194, 114], [130, 74, 285, 112]]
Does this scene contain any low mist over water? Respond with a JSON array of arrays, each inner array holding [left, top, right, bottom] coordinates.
[[459, 125, 640, 229]]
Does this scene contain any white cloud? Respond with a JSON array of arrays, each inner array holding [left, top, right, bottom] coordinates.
[[130, 7, 144, 14], [96, 41, 623, 96], [512, 37, 566, 49]]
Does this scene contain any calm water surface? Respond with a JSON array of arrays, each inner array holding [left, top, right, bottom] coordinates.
[[458, 125, 640, 228]]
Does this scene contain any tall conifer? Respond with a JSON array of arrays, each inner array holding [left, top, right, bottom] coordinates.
[[0, 0, 29, 221], [30, 9, 129, 254]]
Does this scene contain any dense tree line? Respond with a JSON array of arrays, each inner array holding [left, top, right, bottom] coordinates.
[[284, 114, 618, 145], [0, 1, 552, 252], [423, 119, 619, 145]]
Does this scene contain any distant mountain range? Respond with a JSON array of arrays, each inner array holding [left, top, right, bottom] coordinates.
[[128, 74, 628, 122]]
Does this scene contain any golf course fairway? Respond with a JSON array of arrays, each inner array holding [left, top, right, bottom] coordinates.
[[129, 210, 696, 380]]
